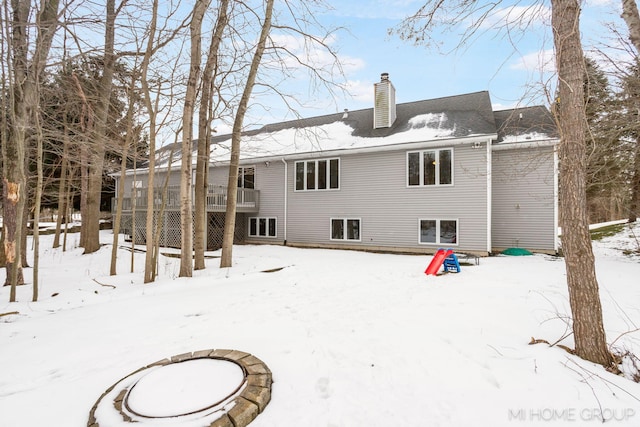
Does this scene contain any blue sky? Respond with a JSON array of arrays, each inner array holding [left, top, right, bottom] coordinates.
[[249, 0, 625, 127]]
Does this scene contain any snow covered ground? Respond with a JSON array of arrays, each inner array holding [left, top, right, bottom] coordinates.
[[1, 224, 639, 426]]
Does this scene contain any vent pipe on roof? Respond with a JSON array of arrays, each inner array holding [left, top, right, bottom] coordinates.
[[374, 73, 396, 129]]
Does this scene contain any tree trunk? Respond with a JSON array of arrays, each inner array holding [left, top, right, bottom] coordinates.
[[110, 101, 133, 276], [195, 0, 230, 270], [621, 0, 640, 222], [220, 0, 274, 268], [180, 0, 210, 278], [83, 0, 117, 254], [141, 0, 159, 283], [4, 0, 29, 298], [53, 123, 70, 248], [2, 180, 25, 295], [32, 101, 44, 301], [79, 141, 89, 248], [630, 136, 640, 222], [4, 0, 60, 299], [552, 0, 615, 367]]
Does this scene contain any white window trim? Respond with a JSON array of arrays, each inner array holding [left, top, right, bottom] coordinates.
[[248, 217, 277, 238], [330, 217, 362, 242], [418, 218, 459, 246], [406, 148, 454, 187], [295, 158, 340, 192]]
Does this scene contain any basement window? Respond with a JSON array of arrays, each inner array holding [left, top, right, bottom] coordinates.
[[249, 217, 276, 238]]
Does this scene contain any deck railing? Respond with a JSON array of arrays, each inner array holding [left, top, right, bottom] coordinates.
[[112, 184, 259, 213]]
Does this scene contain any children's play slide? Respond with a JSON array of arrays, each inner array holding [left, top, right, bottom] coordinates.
[[425, 248, 455, 275]]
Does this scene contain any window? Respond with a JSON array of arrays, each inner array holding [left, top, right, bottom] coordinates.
[[249, 217, 276, 238], [407, 148, 453, 186], [238, 167, 255, 189], [295, 158, 339, 191], [132, 180, 143, 197], [330, 218, 361, 241], [419, 219, 458, 245]]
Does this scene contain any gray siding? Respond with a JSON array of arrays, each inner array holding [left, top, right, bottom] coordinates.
[[210, 162, 286, 243], [282, 143, 490, 254], [491, 145, 557, 252], [122, 170, 182, 197]]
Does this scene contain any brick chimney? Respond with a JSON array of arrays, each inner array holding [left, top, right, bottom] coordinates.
[[374, 73, 396, 129]]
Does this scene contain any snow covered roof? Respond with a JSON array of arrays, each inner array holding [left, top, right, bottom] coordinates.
[[494, 105, 558, 144], [151, 92, 556, 169]]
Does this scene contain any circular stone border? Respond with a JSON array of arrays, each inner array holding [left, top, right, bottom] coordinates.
[[87, 349, 272, 427]]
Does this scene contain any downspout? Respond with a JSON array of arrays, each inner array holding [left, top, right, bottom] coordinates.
[[486, 138, 492, 254], [281, 158, 288, 244], [553, 146, 559, 254]]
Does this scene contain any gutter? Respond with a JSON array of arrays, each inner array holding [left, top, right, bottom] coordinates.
[[119, 134, 498, 177], [491, 139, 558, 151]]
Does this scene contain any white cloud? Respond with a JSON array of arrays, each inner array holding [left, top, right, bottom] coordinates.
[[326, 0, 426, 20], [344, 79, 373, 104], [510, 49, 555, 73], [268, 32, 364, 75], [585, 0, 616, 6], [477, 4, 551, 30]]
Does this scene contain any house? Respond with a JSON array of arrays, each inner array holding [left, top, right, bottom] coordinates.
[[114, 73, 559, 256]]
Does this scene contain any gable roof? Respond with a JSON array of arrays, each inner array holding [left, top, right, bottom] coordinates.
[[494, 105, 558, 143], [151, 91, 556, 169], [252, 90, 497, 139]]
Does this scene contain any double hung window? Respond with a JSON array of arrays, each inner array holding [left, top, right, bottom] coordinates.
[[295, 158, 339, 191], [407, 149, 453, 186]]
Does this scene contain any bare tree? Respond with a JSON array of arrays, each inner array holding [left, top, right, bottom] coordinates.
[[395, 0, 616, 367], [31, 84, 44, 301], [141, 0, 162, 283], [82, 0, 118, 254], [194, 0, 230, 270], [4, 0, 60, 300], [110, 66, 138, 276], [134, 0, 187, 283], [621, 0, 640, 222], [552, 0, 615, 367], [220, 0, 274, 268], [52, 117, 70, 249], [179, 0, 211, 277]]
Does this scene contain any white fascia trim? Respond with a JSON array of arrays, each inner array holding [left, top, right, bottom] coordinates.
[[120, 134, 499, 176], [215, 134, 499, 166], [491, 139, 558, 151]]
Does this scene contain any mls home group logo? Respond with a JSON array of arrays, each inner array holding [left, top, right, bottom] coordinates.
[[508, 407, 636, 422]]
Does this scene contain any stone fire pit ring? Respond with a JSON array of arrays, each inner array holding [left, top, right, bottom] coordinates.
[[88, 349, 272, 427]]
